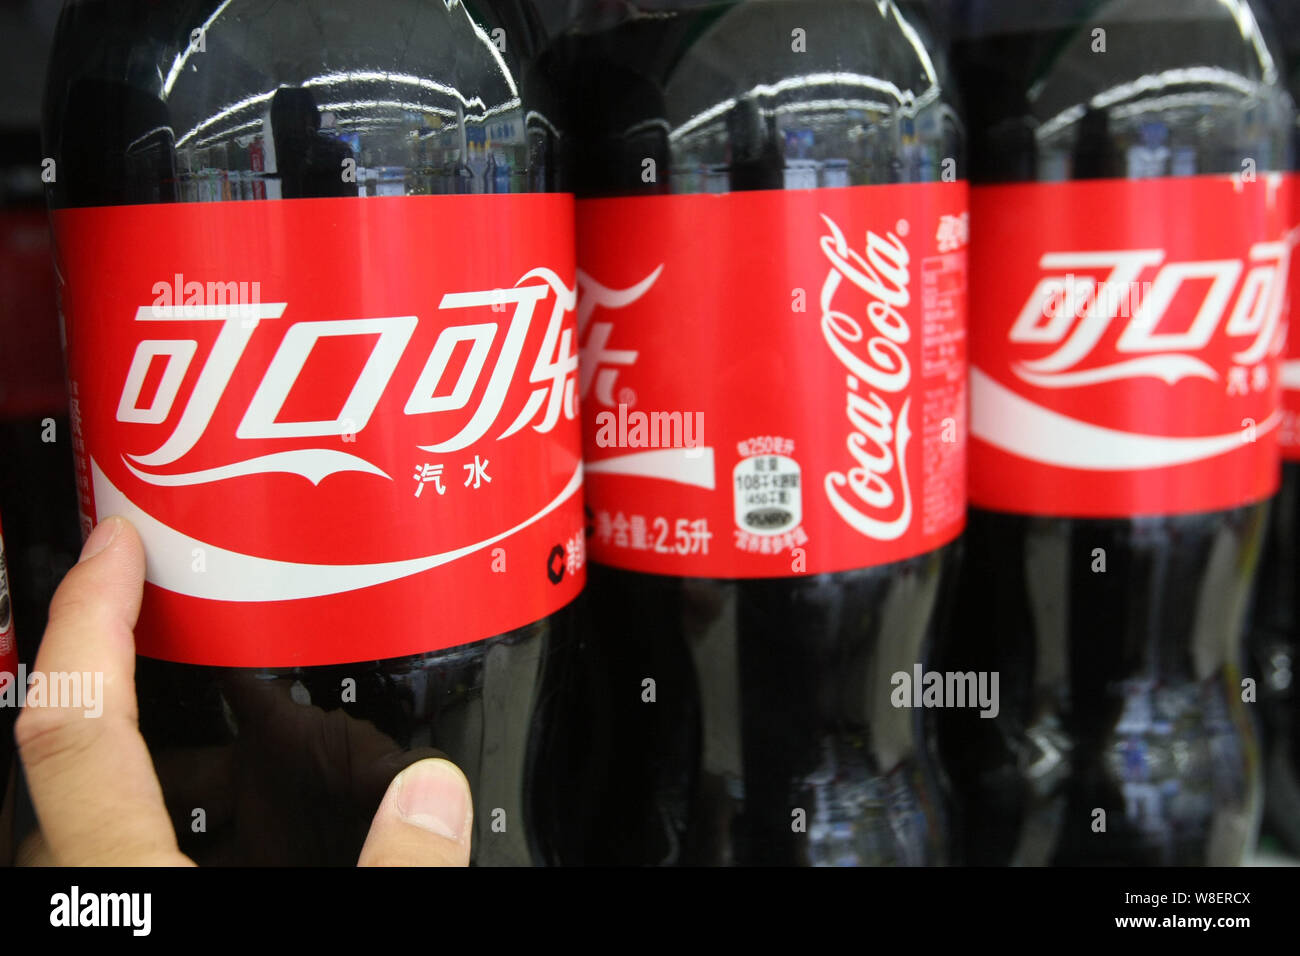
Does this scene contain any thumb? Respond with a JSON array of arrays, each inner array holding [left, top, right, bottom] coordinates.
[[357, 758, 473, 867]]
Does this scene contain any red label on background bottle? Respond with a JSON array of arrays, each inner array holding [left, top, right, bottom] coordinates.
[[0, 208, 66, 420], [578, 184, 968, 578], [55, 195, 585, 667], [1281, 173, 1300, 463], [0, 517, 15, 690], [970, 175, 1289, 516]]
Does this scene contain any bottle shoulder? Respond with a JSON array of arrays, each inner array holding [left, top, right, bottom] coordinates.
[[564, 0, 962, 195], [44, 0, 557, 206], [954, 0, 1293, 181]]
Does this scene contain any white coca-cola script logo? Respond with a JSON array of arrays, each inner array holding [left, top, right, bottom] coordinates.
[[115, 268, 577, 487], [1008, 240, 1291, 388], [817, 214, 913, 541], [575, 265, 716, 490], [575, 266, 660, 406]]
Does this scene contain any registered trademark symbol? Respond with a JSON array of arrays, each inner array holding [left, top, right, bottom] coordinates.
[[896, 219, 910, 236], [618, 386, 636, 407]]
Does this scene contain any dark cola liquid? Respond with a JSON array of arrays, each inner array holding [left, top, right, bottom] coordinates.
[[44, 0, 583, 865], [560, 0, 962, 865], [937, 0, 1288, 865]]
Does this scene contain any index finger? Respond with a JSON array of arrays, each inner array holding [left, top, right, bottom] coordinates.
[[15, 517, 190, 866]]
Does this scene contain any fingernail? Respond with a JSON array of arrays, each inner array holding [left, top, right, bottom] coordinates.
[[394, 759, 471, 843], [79, 517, 121, 563]]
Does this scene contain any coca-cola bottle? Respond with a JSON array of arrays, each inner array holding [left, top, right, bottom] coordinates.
[[562, 0, 967, 865], [938, 0, 1291, 865], [1251, 0, 1300, 858], [43, 0, 586, 865]]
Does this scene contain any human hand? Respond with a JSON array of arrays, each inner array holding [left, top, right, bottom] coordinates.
[[14, 516, 472, 866]]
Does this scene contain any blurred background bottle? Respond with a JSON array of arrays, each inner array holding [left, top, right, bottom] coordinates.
[[939, 0, 1290, 865], [1249, 0, 1300, 861], [0, 1, 80, 671]]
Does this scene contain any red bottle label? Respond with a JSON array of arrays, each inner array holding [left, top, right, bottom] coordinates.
[[54, 196, 585, 667], [578, 184, 968, 578], [970, 175, 1289, 516], [0, 208, 67, 420], [0, 517, 15, 691], [1280, 174, 1300, 463]]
